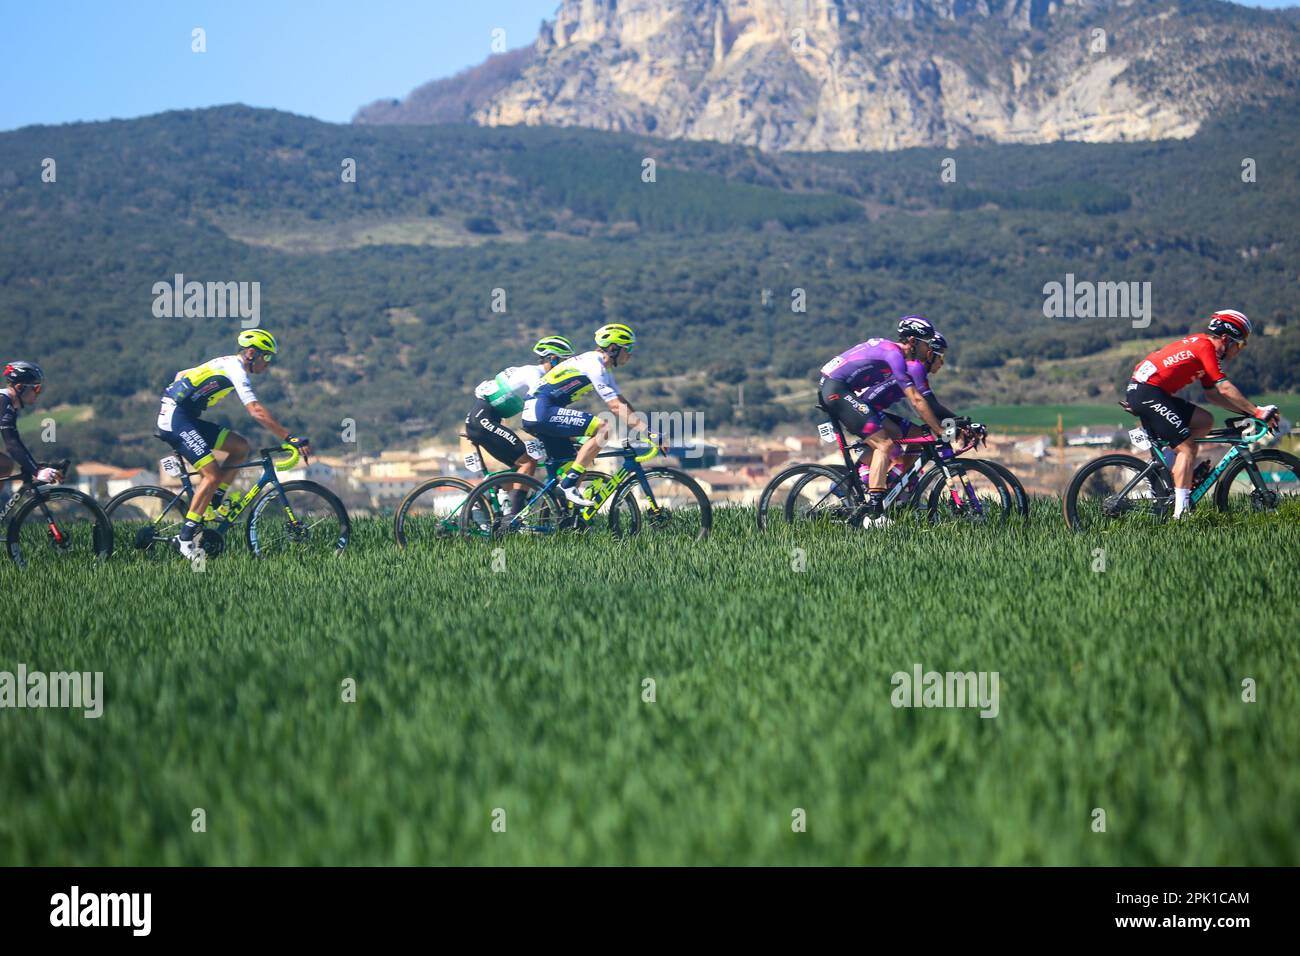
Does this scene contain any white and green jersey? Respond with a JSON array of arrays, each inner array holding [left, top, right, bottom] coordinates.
[[473, 364, 545, 419]]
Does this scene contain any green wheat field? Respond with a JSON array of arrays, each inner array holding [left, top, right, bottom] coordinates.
[[1, 504, 1297, 865]]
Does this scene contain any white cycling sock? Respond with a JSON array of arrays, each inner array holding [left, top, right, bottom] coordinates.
[[1174, 487, 1191, 518]]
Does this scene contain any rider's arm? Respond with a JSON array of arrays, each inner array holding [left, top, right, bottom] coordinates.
[[0, 400, 40, 478], [923, 391, 957, 424], [1204, 380, 1268, 419], [904, 385, 946, 435], [605, 396, 647, 432], [245, 401, 295, 443]]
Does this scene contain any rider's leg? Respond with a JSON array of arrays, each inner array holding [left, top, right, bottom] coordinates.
[[864, 418, 903, 515], [1172, 407, 1214, 517], [557, 416, 608, 505], [181, 459, 225, 549], [209, 430, 248, 516]]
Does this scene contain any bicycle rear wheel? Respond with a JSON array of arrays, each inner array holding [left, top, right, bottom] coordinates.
[[610, 467, 712, 540], [104, 484, 187, 557], [246, 480, 351, 557], [1213, 449, 1300, 516], [394, 476, 473, 548], [782, 465, 861, 526], [7, 487, 113, 568], [1063, 453, 1171, 531], [460, 472, 567, 539]]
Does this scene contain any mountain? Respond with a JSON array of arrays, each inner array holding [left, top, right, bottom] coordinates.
[[355, 0, 1300, 152], [2, 101, 1298, 467]]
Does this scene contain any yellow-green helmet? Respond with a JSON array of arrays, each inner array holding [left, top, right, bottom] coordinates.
[[237, 328, 278, 354], [594, 323, 636, 349], [534, 335, 575, 358]]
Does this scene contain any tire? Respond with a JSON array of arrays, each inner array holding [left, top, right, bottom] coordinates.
[[1062, 453, 1171, 532], [246, 480, 351, 557], [6, 486, 114, 568], [757, 463, 849, 530], [1213, 449, 1300, 515], [394, 476, 473, 548], [104, 484, 188, 557], [984, 460, 1030, 518], [921, 459, 1012, 524], [610, 467, 713, 540], [459, 471, 569, 539], [781, 464, 860, 525]]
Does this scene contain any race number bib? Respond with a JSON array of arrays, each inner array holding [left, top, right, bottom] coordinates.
[[156, 397, 176, 431], [524, 439, 545, 461], [463, 452, 483, 474], [1133, 360, 1157, 384], [820, 356, 845, 376], [160, 455, 183, 477], [1128, 427, 1152, 451], [817, 421, 837, 443]]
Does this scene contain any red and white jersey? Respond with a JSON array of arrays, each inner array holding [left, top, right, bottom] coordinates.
[[1132, 335, 1226, 394]]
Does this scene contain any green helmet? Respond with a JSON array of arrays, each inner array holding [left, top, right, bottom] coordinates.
[[594, 323, 636, 349], [237, 328, 278, 354], [533, 335, 575, 358]]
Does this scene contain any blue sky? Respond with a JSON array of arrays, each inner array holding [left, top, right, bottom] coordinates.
[[0, 0, 1292, 132]]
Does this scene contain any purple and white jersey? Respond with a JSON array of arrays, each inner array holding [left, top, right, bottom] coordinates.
[[820, 338, 922, 408]]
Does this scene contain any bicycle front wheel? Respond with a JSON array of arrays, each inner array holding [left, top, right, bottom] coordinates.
[[1063, 453, 1171, 531], [610, 467, 712, 541], [922, 459, 1012, 524], [246, 480, 351, 557], [7, 487, 113, 568], [394, 476, 473, 548], [1213, 449, 1300, 516]]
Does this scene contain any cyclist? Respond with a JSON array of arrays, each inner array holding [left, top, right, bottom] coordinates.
[[157, 329, 309, 557], [0, 362, 62, 486], [522, 323, 646, 507], [877, 331, 986, 486], [819, 316, 948, 521], [1127, 309, 1278, 518], [465, 335, 575, 476]]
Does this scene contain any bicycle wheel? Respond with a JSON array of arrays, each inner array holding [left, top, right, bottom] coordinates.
[[610, 467, 712, 540], [985, 460, 1030, 518], [459, 471, 567, 539], [781, 464, 861, 526], [246, 480, 351, 557], [6, 487, 113, 568], [757, 463, 846, 530], [104, 484, 188, 557], [1063, 453, 1171, 531], [1213, 449, 1300, 516], [393, 476, 473, 548], [923, 459, 1012, 524]]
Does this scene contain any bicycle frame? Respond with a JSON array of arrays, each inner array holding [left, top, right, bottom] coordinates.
[[506, 437, 661, 532], [1118, 417, 1271, 507], [1, 459, 74, 545], [149, 446, 302, 535], [822, 412, 979, 512]]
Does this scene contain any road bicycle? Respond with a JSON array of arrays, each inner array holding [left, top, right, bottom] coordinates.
[[393, 435, 629, 548], [1063, 410, 1298, 530], [1, 458, 113, 568], [757, 410, 1013, 529], [459, 433, 712, 541], [104, 441, 350, 558]]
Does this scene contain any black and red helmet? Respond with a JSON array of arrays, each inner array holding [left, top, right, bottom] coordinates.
[[1207, 309, 1251, 342], [3, 361, 43, 386]]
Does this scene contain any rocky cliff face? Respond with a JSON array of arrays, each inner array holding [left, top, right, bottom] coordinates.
[[355, 0, 1300, 152]]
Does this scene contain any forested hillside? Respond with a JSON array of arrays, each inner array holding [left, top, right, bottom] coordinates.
[[1, 100, 1297, 464]]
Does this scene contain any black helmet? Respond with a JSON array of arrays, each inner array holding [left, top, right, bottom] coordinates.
[[3, 361, 43, 386], [898, 315, 939, 345], [929, 331, 948, 353]]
